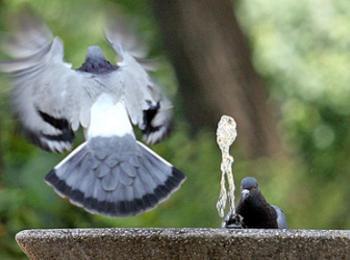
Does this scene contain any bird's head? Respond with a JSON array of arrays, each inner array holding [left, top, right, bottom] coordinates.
[[86, 45, 106, 61], [78, 45, 117, 74], [240, 176, 259, 200]]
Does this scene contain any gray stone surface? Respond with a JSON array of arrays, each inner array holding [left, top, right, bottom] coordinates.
[[16, 228, 350, 259]]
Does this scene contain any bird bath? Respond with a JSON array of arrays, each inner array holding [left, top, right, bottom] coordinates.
[[16, 116, 342, 259], [16, 228, 350, 259]]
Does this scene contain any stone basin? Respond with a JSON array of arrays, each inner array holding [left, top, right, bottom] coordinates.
[[16, 228, 350, 259]]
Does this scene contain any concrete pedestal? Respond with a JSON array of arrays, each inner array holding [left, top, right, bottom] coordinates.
[[16, 228, 350, 259]]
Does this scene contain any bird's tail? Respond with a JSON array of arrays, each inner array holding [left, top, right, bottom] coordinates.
[[45, 135, 185, 216]]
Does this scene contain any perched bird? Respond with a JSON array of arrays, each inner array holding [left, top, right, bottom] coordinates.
[[235, 177, 287, 229], [0, 10, 185, 216]]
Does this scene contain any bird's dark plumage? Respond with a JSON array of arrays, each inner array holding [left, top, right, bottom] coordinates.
[[235, 177, 288, 229], [78, 46, 118, 74], [236, 188, 279, 228]]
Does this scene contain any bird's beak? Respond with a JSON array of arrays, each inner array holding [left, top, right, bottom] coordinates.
[[241, 189, 250, 200]]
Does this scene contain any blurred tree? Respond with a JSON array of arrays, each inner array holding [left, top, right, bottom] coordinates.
[[0, 122, 3, 178], [0, 0, 3, 179], [151, 0, 282, 158]]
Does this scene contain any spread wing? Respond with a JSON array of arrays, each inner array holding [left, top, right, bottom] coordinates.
[[105, 18, 173, 144], [0, 11, 99, 152]]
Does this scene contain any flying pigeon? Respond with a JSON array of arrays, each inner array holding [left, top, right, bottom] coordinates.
[[235, 177, 288, 229], [0, 11, 186, 216]]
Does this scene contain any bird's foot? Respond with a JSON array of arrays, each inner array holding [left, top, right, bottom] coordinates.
[[222, 213, 244, 229]]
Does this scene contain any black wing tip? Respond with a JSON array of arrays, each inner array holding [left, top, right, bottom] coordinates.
[[37, 109, 75, 142], [45, 167, 186, 217], [37, 110, 70, 130], [45, 169, 56, 182], [23, 129, 73, 153], [171, 167, 186, 184], [18, 108, 75, 152], [143, 121, 173, 144], [45, 169, 69, 194], [42, 129, 75, 143], [142, 102, 160, 132], [141, 103, 173, 144], [14, 108, 75, 152]]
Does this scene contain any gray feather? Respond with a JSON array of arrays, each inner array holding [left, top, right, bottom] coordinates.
[[272, 205, 288, 229], [105, 17, 173, 144], [1, 10, 173, 153], [102, 173, 118, 191], [120, 161, 137, 178], [95, 164, 110, 179], [118, 167, 134, 187], [45, 135, 186, 216], [104, 154, 118, 168]]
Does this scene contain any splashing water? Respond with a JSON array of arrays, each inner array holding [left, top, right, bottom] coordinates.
[[216, 115, 237, 219]]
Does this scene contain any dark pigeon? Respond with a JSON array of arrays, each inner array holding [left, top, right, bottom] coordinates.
[[234, 177, 288, 229]]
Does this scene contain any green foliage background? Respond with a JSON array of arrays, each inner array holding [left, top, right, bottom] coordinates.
[[1, 0, 350, 258]]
